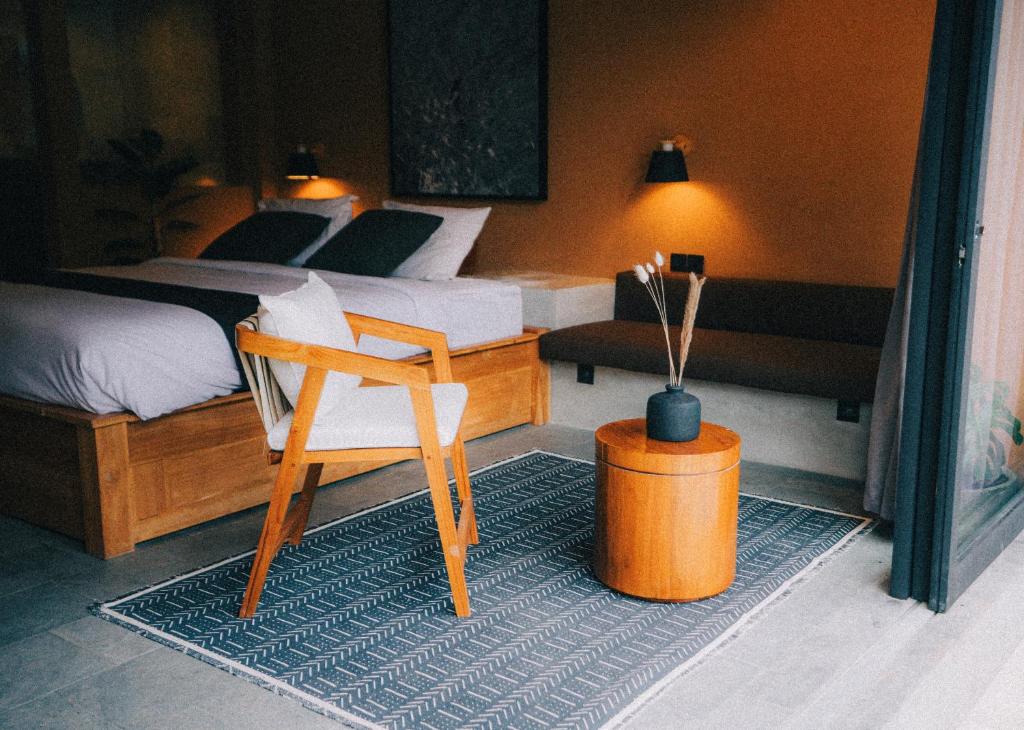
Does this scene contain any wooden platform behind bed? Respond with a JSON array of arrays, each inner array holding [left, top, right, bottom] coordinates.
[[0, 328, 549, 558]]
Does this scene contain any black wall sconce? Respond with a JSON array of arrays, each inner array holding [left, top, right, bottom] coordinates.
[[645, 140, 689, 182], [646, 138, 702, 274], [286, 144, 320, 180]]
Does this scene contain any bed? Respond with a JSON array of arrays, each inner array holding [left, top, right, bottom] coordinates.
[[0, 257, 549, 558]]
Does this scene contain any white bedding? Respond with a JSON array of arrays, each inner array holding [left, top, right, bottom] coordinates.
[[0, 258, 522, 419]]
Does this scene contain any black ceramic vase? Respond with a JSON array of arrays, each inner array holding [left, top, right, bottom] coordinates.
[[646, 384, 701, 442]]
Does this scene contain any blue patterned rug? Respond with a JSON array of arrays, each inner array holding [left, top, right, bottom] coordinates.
[[96, 451, 871, 729]]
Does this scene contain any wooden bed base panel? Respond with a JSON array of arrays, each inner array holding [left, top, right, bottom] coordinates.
[[0, 328, 549, 558]]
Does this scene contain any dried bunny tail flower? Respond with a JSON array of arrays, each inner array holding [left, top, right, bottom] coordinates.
[[654, 251, 665, 267], [641, 256, 675, 383]]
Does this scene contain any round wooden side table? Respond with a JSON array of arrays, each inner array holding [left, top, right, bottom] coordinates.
[[593, 418, 742, 602]]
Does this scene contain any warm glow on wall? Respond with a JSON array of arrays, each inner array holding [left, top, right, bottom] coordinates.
[[624, 182, 756, 276], [630, 180, 726, 233]]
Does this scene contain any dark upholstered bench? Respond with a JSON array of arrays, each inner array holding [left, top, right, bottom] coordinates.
[[539, 273, 893, 412]]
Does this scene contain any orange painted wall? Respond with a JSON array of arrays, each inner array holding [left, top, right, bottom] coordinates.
[[273, 0, 936, 287]]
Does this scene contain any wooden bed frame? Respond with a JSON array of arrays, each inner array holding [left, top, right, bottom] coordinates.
[[0, 328, 549, 558]]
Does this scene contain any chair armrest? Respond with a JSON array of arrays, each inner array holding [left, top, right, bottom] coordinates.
[[235, 325, 431, 389], [344, 313, 454, 382], [346, 313, 447, 350]]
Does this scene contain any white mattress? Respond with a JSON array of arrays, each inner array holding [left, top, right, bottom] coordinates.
[[0, 258, 522, 419]]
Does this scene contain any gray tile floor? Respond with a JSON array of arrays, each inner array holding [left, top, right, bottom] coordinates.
[[1, 424, 1022, 729]]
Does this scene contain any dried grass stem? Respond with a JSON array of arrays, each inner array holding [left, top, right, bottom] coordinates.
[[676, 272, 706, 384], [633, 254, 706, 387]]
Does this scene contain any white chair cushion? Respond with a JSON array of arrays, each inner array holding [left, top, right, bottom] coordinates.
[[383, 201, 491, 280], [266, 383, 469, 451], [257, 272, 360, 411]]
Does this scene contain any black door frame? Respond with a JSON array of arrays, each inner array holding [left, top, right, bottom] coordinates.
[[889, 0, 1002, 609]]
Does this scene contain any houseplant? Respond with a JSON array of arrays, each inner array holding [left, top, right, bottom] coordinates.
[[82, 128, 202, 261], [633, 252, 707, 441]]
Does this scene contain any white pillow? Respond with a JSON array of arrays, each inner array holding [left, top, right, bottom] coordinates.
[[258, 195, 358, 266], [257, 272, 360, 414], [382, 201, 491, 280]]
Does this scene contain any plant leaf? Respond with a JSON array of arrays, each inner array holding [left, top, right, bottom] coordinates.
[[160, 192, 203, 214], [161, 219, 200, 233], [142, 157, 197, 198], [154, 156, 198, 181], [107, 137, 145, 165], [137, 129, 164, 160]]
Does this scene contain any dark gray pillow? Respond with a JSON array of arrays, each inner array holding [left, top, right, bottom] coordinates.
[[305, 209, 443, 277], [199, 211, 329, 264]]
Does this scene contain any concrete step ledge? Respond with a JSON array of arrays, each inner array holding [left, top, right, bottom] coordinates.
[[548, 361, 871, 481]]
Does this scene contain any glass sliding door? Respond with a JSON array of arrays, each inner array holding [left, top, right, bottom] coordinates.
[[930, 0, 1024, 611]]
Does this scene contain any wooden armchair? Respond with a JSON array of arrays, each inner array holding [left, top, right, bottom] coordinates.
[[235, 312, 478, 619]]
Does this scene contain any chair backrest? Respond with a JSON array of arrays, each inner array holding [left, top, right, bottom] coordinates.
[[237, 315, 292, 434]]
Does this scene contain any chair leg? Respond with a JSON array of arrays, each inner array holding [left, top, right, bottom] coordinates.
[[239, 458, 302, 619], [286, 463, 324, 546], [451, 436, 478, 545], [422, 452, 471, 617]]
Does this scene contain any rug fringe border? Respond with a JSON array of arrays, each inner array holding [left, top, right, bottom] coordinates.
[[89, 450, 573, 727], [91, 605, 379, 728], [91, 448, 875, 730]]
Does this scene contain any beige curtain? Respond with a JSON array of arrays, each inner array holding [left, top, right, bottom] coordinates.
[[863, 191, 915, 520]]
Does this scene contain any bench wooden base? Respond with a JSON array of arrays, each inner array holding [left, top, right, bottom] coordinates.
[[0, 329, 549, 558]]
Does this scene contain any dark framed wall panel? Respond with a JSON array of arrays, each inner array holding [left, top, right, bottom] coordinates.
[[388, 0, 548, 200]]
